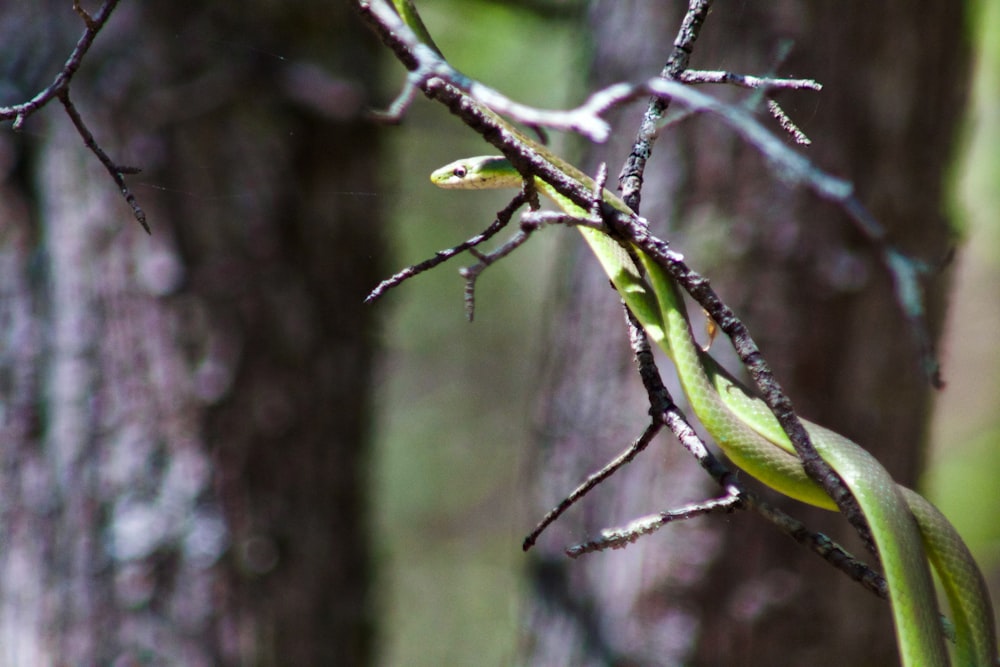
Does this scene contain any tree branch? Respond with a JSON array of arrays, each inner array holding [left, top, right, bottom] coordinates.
[[0, 0, 148, 232]]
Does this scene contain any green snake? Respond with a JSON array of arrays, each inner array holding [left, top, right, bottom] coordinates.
[[387, 0, 998, 663], [431, 156, 996, 666]]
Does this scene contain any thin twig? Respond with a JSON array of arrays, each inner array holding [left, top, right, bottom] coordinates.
[[461, 199, 610, 319], [746, 496, 888, 600], [1, 0, 122, 124], [58, 91, 149, 233], [680, 69, 822, 91], [619, 0, 714, 212], [567, 492, 742, 556], [365, 192, 528, 304], [767, 99, 812, 145], [523, 420, 663, 551], [459, 202, 548, 320], [1, 0, 148, 232]]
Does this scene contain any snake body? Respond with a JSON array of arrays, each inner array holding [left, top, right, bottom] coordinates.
[[431, 155, 997, 666]]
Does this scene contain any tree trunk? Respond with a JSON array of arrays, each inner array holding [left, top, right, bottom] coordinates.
[[0, 2, 381, 664], [523, 2, 969, 665]]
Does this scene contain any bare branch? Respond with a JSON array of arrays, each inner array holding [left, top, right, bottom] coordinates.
[[523, 420, 664, 551], [619, 0, 714, 211], [360, 0, 618, 141], [1, 0, 149, 232], [461, 195, 609, 320], [72, 0, 98, 30], [567, 493, 742, 556], [364, 192, 528, 304], [767, 99, 812, 145], [680, 69, 822, 91], [0, 0, 122, 125], [57, 91, 149, 234]]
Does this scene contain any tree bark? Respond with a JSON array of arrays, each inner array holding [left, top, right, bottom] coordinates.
[[0, 2, 381, 664], [523, 2, 969, 665]]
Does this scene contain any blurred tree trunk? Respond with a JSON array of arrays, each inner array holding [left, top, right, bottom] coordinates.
[[0, 2, 381, 665], [523, 1, 969, 665]]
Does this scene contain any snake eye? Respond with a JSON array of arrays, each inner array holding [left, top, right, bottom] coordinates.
[[453, 166, 467, 178]]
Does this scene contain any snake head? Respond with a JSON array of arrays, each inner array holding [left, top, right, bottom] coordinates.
[[430, 156, 515, 190]]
